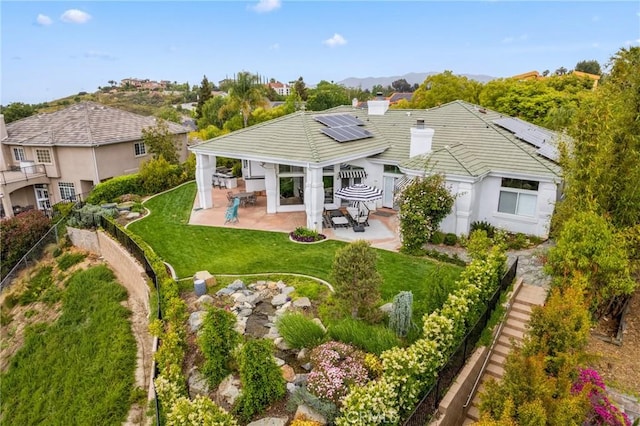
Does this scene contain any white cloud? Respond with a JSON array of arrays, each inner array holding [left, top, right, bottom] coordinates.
[[323, 33, 347, 47], [501, 34, 528, 44], [61, 9, 91, 24], [84, 50, 115, 60], [36, 14, 53, 26], [269, 43, 280, 50], [250, 0, 281, 13]]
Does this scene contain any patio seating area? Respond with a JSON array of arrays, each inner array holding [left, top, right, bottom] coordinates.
[[189, 179, 401, 250]]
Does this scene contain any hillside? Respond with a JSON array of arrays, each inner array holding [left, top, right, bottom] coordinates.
[[336, 71, 495, 90]]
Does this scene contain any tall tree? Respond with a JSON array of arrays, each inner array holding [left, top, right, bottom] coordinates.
[[293, 76, 308, 101], [411, 71, 481, 108], [575, 59, 602, 75], [219, 71, 268, 128], [195, 75, 213, 120], [141, 119, 179, 164], [557, 46, 640, 230], [391, 78, 412, 92], [305, 80, 349, 111], [1, 102, 38, 123]]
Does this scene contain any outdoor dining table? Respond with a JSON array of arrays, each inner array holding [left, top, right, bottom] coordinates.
[[234, 191, 256, 207]]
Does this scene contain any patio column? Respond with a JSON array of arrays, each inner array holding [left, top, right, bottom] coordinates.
[[196, 153, 215, 209], [1, 191, 13, 218], [305, 166, 324, 233], [455, 182, 473, 235], [263, 163, 277, 214]]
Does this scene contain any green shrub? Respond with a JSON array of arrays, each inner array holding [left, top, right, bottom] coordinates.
[[139, 156, 181, 195], [167, 395, 237, 425], [288, 388, 339, 424], [327, 317, 401, 355], [1, 210, 51, 278], [56, 252, 86, 271], [470, 220, 496, 238], [198, 307, 242, 388], [53, 202, 75, 218], [86, 174, 143, 204], [234, 339, 286, 421], [389, 291, 413, 338], [443, 233, 458, 246], [429, 231, 445, 245], [276, 312, 326, 349], [52, 247, 63, 258], [66, 204, 119, 229]]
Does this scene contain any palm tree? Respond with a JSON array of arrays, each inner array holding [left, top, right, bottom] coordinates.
[[220, 71, 268, 128]]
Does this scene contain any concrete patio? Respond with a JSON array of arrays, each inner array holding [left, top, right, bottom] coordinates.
[[189, 180, 402, 252]]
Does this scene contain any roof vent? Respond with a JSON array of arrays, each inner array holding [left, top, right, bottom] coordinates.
[[478, 108, 487, 114], [416, 119, 425, 129]]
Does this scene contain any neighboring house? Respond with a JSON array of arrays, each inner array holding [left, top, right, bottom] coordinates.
[[190, 99, 562, 237], [0, 102, 189, 218], [512, 70, 600, 89], [387, 92, 413, 105], [267, 82, 291, 96]]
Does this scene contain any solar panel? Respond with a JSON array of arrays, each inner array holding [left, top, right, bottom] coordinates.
[[493, 117, 559, 161], [321, 126, 373, 143], [314, 114, 365, 127]]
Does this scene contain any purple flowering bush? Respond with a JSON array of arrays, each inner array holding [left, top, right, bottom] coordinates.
[[572, 368, 631, 426], [290, 227, 326, 243], [307, 341, 369, 404]]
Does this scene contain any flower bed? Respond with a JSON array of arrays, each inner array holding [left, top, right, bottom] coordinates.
[[289, 227, 327, 243]]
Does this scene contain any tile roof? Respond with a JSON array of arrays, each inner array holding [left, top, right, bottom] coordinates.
[[4, 101, 189, 147], [190, 100, 561, 179]]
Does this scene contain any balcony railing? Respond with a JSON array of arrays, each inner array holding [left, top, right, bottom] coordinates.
[[0, 164, 48, 185]]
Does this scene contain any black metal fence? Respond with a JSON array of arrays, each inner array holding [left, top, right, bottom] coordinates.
[[402, 257, 519, 426]]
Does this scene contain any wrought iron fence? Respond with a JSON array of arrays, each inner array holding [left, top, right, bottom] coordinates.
[[402, 257, 519, 426]]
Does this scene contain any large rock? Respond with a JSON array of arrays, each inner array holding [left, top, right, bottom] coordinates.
[[189, 311, 207, 332], [247, 418, 287, 426], [379, 302, 394, 314], [271, 293, 289, 306], [280, 365, 296, 382], [292, 297, 311, 308], [228, 279, 246, 291], [216, 287, 235, 296], [295, 404, 327, 424], [235, 317, 248, 334], [196, 294, 214, 310], [231, 292, 248, 304], [194, 270, 216, 287], [187, 368, 209, 397], [273, 357, 286, 367], [125, 212, 141, 220], [274, 337, 291, 351], [281, 286, 296, 296], [311, 318, 326, 332], [297, 348, 309, 360], [216, 375, 241, 406]]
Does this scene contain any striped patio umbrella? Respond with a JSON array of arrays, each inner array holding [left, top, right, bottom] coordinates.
[[334, 183, 383, 202]]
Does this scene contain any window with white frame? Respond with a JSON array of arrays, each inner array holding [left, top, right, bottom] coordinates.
[[58, 182, 76, 201], [13, 147, 26, 161], [134, 142, 146, 157], [497, 178, 539, 217], [35, 149, 52, 164]]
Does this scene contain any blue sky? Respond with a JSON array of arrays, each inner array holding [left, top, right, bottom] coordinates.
[[2, 1, 639, 104]]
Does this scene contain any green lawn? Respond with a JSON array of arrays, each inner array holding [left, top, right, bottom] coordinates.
[[129, 182, 462, 317], [1, 265, 137, 425]]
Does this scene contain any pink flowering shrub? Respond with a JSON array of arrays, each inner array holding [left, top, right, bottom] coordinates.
[[572, 368, 631, 426], [307, 341, 369, 404]]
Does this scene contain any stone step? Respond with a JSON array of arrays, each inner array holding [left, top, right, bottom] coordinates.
[[511, 301, 533, 315], [505, 317, 528, 332], [493, 342, 512, 357], [498, 334, 523, 349], [502, 325, 525, 341], [485, 362, 505, 379], [508, 309, 531, 323], [463, 418, 475, 425], [516, 284, 548, 306], [489, 353, 506, 367], [467, 405, 481, 421]]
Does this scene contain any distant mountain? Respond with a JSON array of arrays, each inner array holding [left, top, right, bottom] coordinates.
[[336, 72, 496, 90]]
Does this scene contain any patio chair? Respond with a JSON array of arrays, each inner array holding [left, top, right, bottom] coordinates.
[[226, 191, 236, 206], [212, 175, 221, 189], [224, 197, 240, 224]]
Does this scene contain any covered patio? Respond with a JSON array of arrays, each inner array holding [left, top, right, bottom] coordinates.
[[189, 179, 402, 251]]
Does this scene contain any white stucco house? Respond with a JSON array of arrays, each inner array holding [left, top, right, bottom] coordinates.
[[189, 99, 562, 238]]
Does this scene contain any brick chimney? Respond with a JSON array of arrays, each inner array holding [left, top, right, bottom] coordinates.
[[409, 119, 435, 157], [367, 92, 389, 116]]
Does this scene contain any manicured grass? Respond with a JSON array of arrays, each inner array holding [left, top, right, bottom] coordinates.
[[129, 182, 463, 317], [1, 265, 137, 425]]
